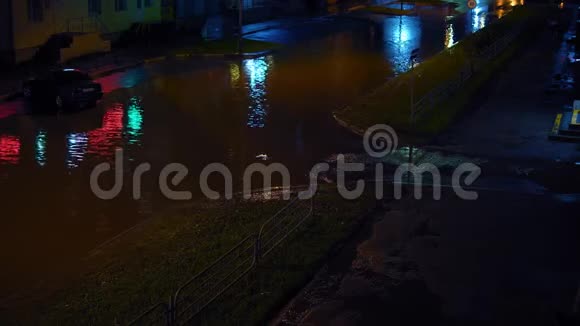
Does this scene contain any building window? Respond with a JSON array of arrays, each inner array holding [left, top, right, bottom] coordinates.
[[115, 0, 127, 11], [88, 0, 102, 16], [28, 0, 44, 22], [137, 0, 142, 9], [145, 0, 152, 8]]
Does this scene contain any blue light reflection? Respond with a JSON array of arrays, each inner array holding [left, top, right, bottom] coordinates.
[[383, 16, 422, 74], [243, 56, 273, 128], [66, 132, 88, 169]]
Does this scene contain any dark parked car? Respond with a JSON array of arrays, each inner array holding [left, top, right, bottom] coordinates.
[[22, 69, 103, 113]]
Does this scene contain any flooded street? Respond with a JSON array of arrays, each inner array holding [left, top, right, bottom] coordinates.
[[0, 0, 511, 305]]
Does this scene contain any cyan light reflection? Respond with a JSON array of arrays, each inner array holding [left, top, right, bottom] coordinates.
[[66, 132, 88, 169], [470, 5, 487, 33], [244, 56, 273, 128], [35, 130, 47, 167], [384, 16, 422, 74], [127, 96, 144, 145]]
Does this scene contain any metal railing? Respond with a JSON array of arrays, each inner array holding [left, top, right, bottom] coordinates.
[[129, 195, 314, 325], [258, 197, 314, 258], [172, 234, 258, 325], [128, 302, 171, 326], [412, 26, 522, 117]]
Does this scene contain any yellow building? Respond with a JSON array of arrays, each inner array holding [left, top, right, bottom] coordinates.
[[0, 0, 165, 64]]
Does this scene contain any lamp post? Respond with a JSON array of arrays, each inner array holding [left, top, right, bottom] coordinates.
[[408, 48, 420, 183], [237, 0, 243, 54]]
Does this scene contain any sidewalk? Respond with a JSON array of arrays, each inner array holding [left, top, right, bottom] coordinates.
[[0, 46, 159, 102]]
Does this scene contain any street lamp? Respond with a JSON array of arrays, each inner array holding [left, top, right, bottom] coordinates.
[[408, 49, 420, 158], [407, 48, 420, 183], [237, 0, 243, 54]]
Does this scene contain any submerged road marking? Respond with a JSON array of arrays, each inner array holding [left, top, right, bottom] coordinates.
[[552, 113, 563, 133], [572, 109, 580, 125]]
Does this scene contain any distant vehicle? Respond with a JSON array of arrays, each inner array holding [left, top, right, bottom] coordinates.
[[22, 69, 103, 113]]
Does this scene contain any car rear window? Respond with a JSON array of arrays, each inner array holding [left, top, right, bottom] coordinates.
[[53, 71, 91, 83]]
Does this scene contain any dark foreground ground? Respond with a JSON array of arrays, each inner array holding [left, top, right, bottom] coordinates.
[[276, 191, 580, 326]]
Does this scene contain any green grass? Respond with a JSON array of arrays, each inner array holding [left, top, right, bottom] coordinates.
[[28, 187, 373, 325], [200, 189, 376, 325], [334, 6, 542, 135], [174, 38, 282, 56]]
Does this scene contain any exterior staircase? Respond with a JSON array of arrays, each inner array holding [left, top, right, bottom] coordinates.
[[58, 17, 111, 63], [549, 101, 580, 142], [60, 32, 111, 63]]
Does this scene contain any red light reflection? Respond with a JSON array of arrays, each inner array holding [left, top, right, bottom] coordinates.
[[0, 135, 21, 165], [87, 103, 124, 159]]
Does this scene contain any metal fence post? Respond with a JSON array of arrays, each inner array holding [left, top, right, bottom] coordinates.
[[165, 295, 173, 326], [254, 235, 262, 265], [311, 195, 315, 218], [169, 295, 176, 326]]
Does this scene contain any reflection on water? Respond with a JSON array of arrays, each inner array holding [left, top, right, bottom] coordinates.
[[126, 96, 144, 146], [470, 5, 488, 33], [499, 0, 527, 25], [445, 22, 456, 48], [244, 56, 273, 128], [35, 130, 47, 167], [60, 103, 125, 170], [66, 132, 88, 169], [86, 103, 124, 160], [98, 69, 148, 93], [385, 16, 422, 74], [230, 63, 241, 86], [0, 135, 20, 165]]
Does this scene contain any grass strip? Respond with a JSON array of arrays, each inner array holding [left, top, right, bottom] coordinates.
[[30, 188, 373, 325]]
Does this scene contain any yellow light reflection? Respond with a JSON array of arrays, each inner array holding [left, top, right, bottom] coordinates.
[[445, 23, 456, 48], [230, 63, 241, 86]]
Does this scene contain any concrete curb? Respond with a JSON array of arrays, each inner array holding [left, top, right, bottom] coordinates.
[[332, 111, 366, 137], [0, 91, 20, 103], [0, 61, 146, 104], [89, 61, 145, 79], [173, 49, 277, 60]]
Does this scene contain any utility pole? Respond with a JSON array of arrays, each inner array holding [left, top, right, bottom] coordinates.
[[237, 0, 243, 54], [407, 48, 420, 184]]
